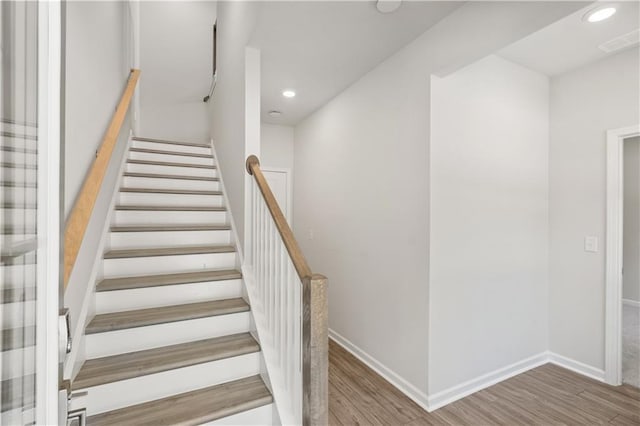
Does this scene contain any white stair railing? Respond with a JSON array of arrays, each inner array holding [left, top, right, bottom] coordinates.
[[244, 155, 328, 426]]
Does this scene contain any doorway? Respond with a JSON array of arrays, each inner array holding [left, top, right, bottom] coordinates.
[[622, 136, 640, 388], [605, 125, 640, 387]]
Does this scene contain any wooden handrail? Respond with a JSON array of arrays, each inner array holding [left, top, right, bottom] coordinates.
[[246, 154, 328, 425], [63, 69, 140, 287], [246, 154, 312, 281]]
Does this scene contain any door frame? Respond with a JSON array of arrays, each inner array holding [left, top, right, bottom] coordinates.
[[605, 124, 640, 385], [261, 166, 293, 225], [36, 0, 61, 423]]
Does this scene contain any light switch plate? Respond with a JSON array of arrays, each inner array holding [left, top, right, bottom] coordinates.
[[585, 236, 598, 253]]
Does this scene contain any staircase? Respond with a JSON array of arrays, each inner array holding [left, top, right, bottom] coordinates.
[[70, 137, 274, 425], [1, 119, 38, 424]]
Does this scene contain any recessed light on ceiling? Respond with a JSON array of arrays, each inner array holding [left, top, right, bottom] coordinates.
[[268, 110, 282, 118], [584, 6, 617, 23], [282, 90, 296, 98], [376, 0, 401, 14]]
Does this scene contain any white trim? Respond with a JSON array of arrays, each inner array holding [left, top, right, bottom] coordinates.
[[427, 352, 549, 412], [605, 124, 640, 386], [36, 1, 61, 424], [209, 139, 244, 266], [63, 133, 134, 380], [331, 328, 609, 413], [328, 329, 430, 412], [623, 299, 640, 308], [547, 352, 606, 382]]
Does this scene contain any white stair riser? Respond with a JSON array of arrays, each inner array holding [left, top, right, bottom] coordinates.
[[114, 210, 227, 225], [2, 234, 37, 245], [103, 252, 236, 277], [1, 136, 38, 150], [1, 346, 35, 379], [1, 122, 38, 137], [208, 403, 273, 425], [0, 168, 37, 184], [119, 192, 224, 207], [0, 151, 37, 164], [132, 140, 211, 155], [95, 279, 243, 313], [77, 353, 261, 415], [109, 229, 231, 249], [1, 187, 36, 205], [0, 264, 36, 288], [123, 176, 219, 191], [127, 162, 218, 178], [2, 301, 36, 328], [129, 151, 214, 166], [2, 207, 36, 225], [2, 409, 35, 426], [85, 312, 252, 358]]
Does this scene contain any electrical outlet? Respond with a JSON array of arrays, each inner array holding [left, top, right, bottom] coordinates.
[[585, 236, 598, 253]]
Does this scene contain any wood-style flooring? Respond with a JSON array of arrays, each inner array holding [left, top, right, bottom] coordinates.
[[329, 340, 640, 425]]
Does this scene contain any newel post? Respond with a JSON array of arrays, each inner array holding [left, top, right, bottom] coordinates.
[[302, 274, 328, 426]]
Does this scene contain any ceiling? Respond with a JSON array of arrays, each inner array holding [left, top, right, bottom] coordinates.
[[499, 1, 640, 76], [251, 1, 461, 126]]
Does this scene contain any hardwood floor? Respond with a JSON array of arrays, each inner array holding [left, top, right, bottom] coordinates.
[[329, 340, 640, 425]]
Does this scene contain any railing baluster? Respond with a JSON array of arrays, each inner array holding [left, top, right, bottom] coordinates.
[[245, 155, 327, 425]]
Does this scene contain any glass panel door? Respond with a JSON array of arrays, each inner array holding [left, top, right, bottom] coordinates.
[[1, 1, 40, 424]]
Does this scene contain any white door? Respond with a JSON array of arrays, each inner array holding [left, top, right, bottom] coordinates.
[[262, 168, 292, 225]]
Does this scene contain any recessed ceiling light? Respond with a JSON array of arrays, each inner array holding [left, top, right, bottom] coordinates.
[[376, 0, 401, 13], [268, 110, 282, 117], [282, 90, 296, 98], [584, 6, 617, 23]]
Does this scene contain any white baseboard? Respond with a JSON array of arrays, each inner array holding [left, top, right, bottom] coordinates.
[[547, 351, 605, 382], [328, 329, 430, 412], [330, 329, 607, 414], [623, 299, 640, 308], [426, 352, 548, 412]]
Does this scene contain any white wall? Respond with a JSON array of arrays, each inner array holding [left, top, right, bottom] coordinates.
[[430, 55, 549, 394], [64, 1, 133, 375], [261, 123, 294, 170], [624, 137, 640, 303], [138, 1, 216, 143], [294, 2, 581, 400], [209, 1, 261, 251], [549, 48, 640, 370], [65, 1, 129, 215]]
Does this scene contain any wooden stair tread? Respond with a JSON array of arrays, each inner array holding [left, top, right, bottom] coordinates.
[[2, 286, 36, 304], [1, 326, 35, 352], [132, 136, 210, 148], [0, 182, 36, 188], [1, 131, 37, 141], [124, 171, 219, 181], [127, 159, 216, 169], [130, 147, 213, 158], [97, 269, 242, 292], [0, 146, 37, 154], [86, 375, 272, 426], [115, 205, 226, 211], [104, 245, 235, 259], [1, 374, 35, 413], [72, 333, 259, 390], [110, 224, 230, 233], [85, 298, 250, 334], [120, 187, 222, 195], [0, 162, 36, 169]]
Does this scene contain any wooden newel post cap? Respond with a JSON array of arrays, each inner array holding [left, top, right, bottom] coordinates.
[[246, 155, 260, 175]]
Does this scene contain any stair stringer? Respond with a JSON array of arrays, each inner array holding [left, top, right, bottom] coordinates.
[[63, 130, 134, 381], [209, 138, 282, 425]]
